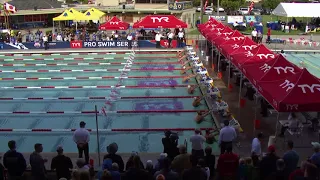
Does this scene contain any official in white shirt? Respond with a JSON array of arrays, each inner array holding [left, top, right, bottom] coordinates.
[[190, 129, 206, 162], [167, 31, 174, 48], [251, 28, 257, 43], [127, 33, 133, 49], [251, 132, 263, 166], [155, 32, 162, 48], [177, 30, 184, 48], [73, 121, 90, 164], [42, 34, 48, 50], [218, 120, 237, 154]]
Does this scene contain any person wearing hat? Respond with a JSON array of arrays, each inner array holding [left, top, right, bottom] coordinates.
[[310, 142, 320, 168], [218, 119, 237, 154], [73, 121, 90, 164], [51, 145, 73, 179], [260, 145, 280, 179], [103, 143, 125, 172]]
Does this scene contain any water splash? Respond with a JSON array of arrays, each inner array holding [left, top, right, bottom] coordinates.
[[138, 116, 150, 152]]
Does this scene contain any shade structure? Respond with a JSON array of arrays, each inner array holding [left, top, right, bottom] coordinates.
[[132, 15, 187, 28], [84, 8, 105, 18], [53, 9, 77, 21], [99, 16, 129, 30], [272, 3, 320, 17], [218, 32, 246, 57], [227, 37, 256, 60], [217, 31, 243, 49], [210, 26, 234, 46], [68, 8, 95, 21], [257, 69, 320, 112], [203, 23, 225, 39]]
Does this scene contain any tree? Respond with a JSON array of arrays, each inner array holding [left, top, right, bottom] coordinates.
[[193, 0, 215, 7], [220, 0, 245, 12], [261, 0, 283, 9]]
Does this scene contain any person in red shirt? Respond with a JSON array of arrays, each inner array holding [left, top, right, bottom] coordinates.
[[267, 27, 271, 44], [217, 144, 239, 179]]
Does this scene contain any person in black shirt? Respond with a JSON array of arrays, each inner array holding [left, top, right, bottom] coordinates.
[[51, 146, 73, 179], [182, 159, 207, 180], [124, 156, 152, 180], [3, 140, 26, 180], [103, 143, 125, 172], [162, 131, 179, 161], [204, 146, 215, 179]]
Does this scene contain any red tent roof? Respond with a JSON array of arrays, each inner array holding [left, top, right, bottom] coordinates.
[[233, 44, 274, 69], [198, 18, 219, 32], [216, 31, 243, 49], [210, 26, 234, 45], [227, 38, 257, 60], [218, 33, 246, 57], [132, 15, 187, 28], [99, 16, 129, 30], [203, 23, 225, 38], [257, 69, 320, 112]]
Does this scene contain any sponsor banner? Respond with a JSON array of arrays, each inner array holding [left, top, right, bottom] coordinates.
[[70, 40, 83, 48], [82, 41, 138, 48], [168, 1, 193, 10], [245, 16, 256, 23], [209, 16, 226, 22], [227, 16, 244, 24]]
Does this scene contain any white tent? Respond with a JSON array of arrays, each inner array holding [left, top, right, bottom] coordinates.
[[272, 3, 320, 17]]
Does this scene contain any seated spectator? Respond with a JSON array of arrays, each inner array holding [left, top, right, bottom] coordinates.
[[100, 170, 112, 180], [289, 161, 307, 180], [51, 145, 73, 179], [3, 140, 26, 179], [125, 152, 144, 170], [162, 131, 179, 160], [155, 153, 168, 171], [182, 159, 208, 180], [197, 159, 210, 180], [145, 160, 155, 175], [171, 145, 192, 175], [283, 141, 299, 178], [267, 159, 286, 180], [76, 158, 90, 171], [103, 143, 124, 172], [204, 146, 215, 179], [79, 170, 91, 180], [71, 169, 80, 180], [260, 145, 280, 180], [156, 174, 166, 180], [97, 159, 121, 180], [30, 143, 47, 180], [124, 156, 152, 180], [217, 145, 239, 180], [310, 142, 320, 168], [154, 157, 179, 180]]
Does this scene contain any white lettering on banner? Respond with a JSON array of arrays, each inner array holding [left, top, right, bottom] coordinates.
[[259, 63, 271, 73], [257, 54, 275, 59], [83, 41, 137, 48], [216, 28, 224, 31], [298, 84, 320, 93], [242, 45, 257, 50], [286, 104, 299, 111], [232, 44, 240, 49], [224, 37, 230, 41], [217, 32, 222, 35], [223, 32, 233, 36], [151, 17, 169, 23], [71, 42, 81, 48], [231, 36, 244, 41], [273, 66, 296, 74], [279, 80, 295, 92], [245, 51, 254, 57], [109, 22, 119, 25]]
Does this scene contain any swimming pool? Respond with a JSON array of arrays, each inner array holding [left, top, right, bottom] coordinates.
[[0, 50, 216, 153]]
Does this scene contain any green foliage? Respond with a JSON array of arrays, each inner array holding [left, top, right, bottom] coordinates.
[[261, 0, 282, 9], [220, 0, 245, 11]]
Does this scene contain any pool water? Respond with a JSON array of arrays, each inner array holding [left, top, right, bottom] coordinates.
[[0, 51, 216, 153]]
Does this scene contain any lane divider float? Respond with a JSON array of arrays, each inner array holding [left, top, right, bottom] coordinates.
[[0, 68, 184, 73], [0, 85, 191, 89], [0, 76, 184, 81], [0, 62, 180, 67]]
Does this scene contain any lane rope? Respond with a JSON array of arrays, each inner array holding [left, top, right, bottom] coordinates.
[[0, 76, 184, 81], [0, 68, 184, 73], [0, 96, 200, 100]]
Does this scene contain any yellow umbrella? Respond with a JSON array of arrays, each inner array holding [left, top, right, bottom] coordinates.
[[53, 9, 77, 21], [84, 8, 105, 18]]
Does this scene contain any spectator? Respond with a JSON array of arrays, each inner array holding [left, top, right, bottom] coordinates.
[[259, 145, 280, 180], [283, 140, 299, 178], [182, 159, 207, 180], [103, 143, 124, 172], [79, 170, 91, 180], [267, 159, 286, 180], [266, 27, 271, 44], [155, 153, 168, 171], [125, 152, 144, 170], [238, 158, 247, 180], [51, 145, 73, 179], [251, 132, 263, 167], [154, 157, 179, 180], [145, 160, 155, 175], [76, 159, 90, 171], [310, 142, 320, 168], [217, 145, 239, 180], [100, 170, 112, 180], [124, 155, 152, 180], [197, 159, 210, 180], [97, 159, 120, 180], [289, 161, 306, 180], [73, 121, 90, 164], [204, 146, 215, 179], [29, 143, 47, 180], [171, 145, 192, 175], [162, 131, 179, 160], [190, 129, 206, 161], [71, 169, 80, 180], [3, 140, 26, 179], [0, 160, 4, 180], [219, 120, 237, 154], [156, 174, 166, 180]]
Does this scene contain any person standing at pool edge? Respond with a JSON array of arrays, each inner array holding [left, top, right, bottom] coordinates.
[[73, 121, 90, 164]]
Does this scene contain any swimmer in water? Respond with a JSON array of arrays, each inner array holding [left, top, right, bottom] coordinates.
[[180, 66, 192, 74], [187, 85, 198, 94], [194, 110, 211, 124], [182, 73, 197, 83], [192, 96, 202, 107]]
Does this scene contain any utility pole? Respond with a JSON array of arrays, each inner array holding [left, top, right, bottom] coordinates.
[[200, 0, 204, 23], [217, 0, 220, 16]]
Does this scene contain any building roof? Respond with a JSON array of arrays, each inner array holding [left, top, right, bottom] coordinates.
[[10, 0, 62, 10]]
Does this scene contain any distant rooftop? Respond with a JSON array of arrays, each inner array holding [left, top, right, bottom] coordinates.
[[10, 0, 62, 10]]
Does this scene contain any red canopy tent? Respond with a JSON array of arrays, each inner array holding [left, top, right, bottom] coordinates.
[[132, 15, 187, 28], [225, 37, 256, 60], [233, 44, 274, 69], [257, 69, 320, 112], [203, 23, 225, 38], [199, 19, 221, 35], [218, 33, 246, 57], [209, 26, 234, 46], [216, 30, 243, 49], [99, 16, 129, 30]]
